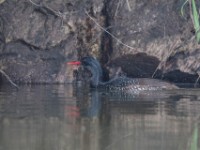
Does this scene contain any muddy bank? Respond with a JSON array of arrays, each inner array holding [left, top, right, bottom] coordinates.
[[0, 0, 199, 85]]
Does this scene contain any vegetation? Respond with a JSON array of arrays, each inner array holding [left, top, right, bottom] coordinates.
[[190, 125, 198, 150], [0, 0, 5, 4], [181, 0, 200, 43]]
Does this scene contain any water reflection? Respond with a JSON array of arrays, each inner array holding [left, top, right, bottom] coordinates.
[[0, 85, 200, 150]]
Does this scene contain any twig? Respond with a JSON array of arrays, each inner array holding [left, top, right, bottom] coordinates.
[[85, 10, 137, 51], [28, 0, 76, 19], [126, 0, 131, 11], [152, 39, 179, 78], [0, 69, 19, 89], [194, 74, 200, 87], [115, 0, 123, 17], [29, 0, 63, 17], [28, 0, 41, 7]]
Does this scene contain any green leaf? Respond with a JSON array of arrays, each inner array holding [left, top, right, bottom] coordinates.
[[191, 0, 200, 43], [190, 125, 198, 150], [181, 0, 189, 17]]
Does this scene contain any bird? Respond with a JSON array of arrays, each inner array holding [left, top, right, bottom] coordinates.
[[69, 56, 178, 93]]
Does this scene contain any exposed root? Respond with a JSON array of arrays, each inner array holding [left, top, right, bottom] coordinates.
[[0, 69, 19, 89]]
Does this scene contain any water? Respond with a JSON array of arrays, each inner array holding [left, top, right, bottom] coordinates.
[[0, 84, 200, 150]]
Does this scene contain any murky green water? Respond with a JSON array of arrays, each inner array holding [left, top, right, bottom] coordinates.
[[0, 84, 200, 150]]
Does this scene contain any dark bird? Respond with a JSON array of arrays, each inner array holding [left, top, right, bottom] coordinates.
[[70, 56, 178, 93]]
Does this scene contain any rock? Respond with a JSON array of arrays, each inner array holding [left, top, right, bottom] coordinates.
[[101, 0, 200, 85], [1, 41, 67, 83], [106, 53, 160, 78], [0, 0, 104, 84], [160, 48, 200, 83]]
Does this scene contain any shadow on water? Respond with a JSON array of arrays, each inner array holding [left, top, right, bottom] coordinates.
[[0, 85, 200, 150]]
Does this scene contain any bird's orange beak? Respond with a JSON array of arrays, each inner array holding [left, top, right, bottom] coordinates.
[[67, 61, 81, 65]]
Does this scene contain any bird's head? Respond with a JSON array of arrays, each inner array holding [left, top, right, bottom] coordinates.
[[67, 56, 103, 88]]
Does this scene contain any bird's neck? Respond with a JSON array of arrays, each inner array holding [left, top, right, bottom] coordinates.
[[84, 62, 117, 88], [86, 66, 102, 88]]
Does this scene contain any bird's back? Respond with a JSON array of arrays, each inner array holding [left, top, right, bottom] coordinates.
[[101, 77, 178, 93]]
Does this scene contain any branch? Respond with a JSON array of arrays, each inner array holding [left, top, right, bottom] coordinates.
[[28, 0, 41, 7], [0, 69, 19, 89]]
